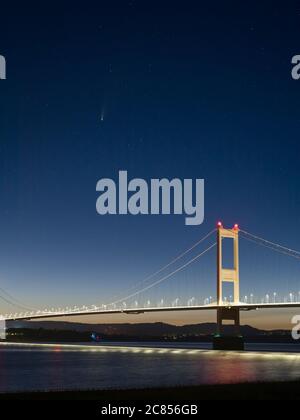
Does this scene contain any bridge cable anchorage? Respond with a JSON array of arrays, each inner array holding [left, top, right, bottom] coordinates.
[[100, 228, 216, 305], [107, 242, 217, 307], [240, 229, 300, 260]]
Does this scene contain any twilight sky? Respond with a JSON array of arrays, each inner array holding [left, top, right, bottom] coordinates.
[[0, 1, 300, 328]]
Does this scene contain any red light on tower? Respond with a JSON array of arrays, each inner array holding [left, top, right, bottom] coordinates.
[[233, 224, 239, 230], [217, 221, 223, 228]]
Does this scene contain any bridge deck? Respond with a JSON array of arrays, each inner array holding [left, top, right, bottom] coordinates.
[[3, 302, 300, 322]]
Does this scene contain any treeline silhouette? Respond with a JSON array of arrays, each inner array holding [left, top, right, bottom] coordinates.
[[6, 328, 91, 342]]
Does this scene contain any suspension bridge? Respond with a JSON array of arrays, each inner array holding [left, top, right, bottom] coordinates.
[[1, 222, 300, 349]]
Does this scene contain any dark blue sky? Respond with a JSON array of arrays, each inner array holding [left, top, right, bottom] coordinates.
[[0, 1, 300, 327]]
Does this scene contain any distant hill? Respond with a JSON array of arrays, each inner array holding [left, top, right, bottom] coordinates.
[[6, 320, 281, 338]]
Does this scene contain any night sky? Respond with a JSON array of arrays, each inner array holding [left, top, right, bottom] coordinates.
[[0, 1, 300, 328]]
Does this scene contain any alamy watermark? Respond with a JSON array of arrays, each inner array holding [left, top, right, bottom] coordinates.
[[291, 55, 300, 80], [0, 55, 6, 79], [96, 171, 204, 226]]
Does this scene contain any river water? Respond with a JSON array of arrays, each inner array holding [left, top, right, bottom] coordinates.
[[1, 342, 300, 393]]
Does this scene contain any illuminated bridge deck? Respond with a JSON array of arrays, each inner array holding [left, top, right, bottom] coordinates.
[[3, 302, 300, 322]]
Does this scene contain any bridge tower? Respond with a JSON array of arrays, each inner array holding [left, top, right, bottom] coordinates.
[[217, 222, 240, 305], [214, 222, 244, 350]]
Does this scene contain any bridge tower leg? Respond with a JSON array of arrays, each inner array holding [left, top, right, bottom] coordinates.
[[213, 223, 244, 350]]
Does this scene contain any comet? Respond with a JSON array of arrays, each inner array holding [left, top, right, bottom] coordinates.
[[100, 108, 105, 122]]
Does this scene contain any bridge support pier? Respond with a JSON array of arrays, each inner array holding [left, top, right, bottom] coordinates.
[[213, 307, 244, 350]]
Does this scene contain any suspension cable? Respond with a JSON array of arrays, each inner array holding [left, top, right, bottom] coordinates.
[[108, 242, 217, 307], [101, 228, 216, 304], [2, 230, 217, 316], [240, 229, 300, 260], [0, 293, 36, 312], [0, 285, 37, 310]]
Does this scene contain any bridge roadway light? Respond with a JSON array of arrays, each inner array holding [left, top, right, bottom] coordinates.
[[189, 297, 195, 306]]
